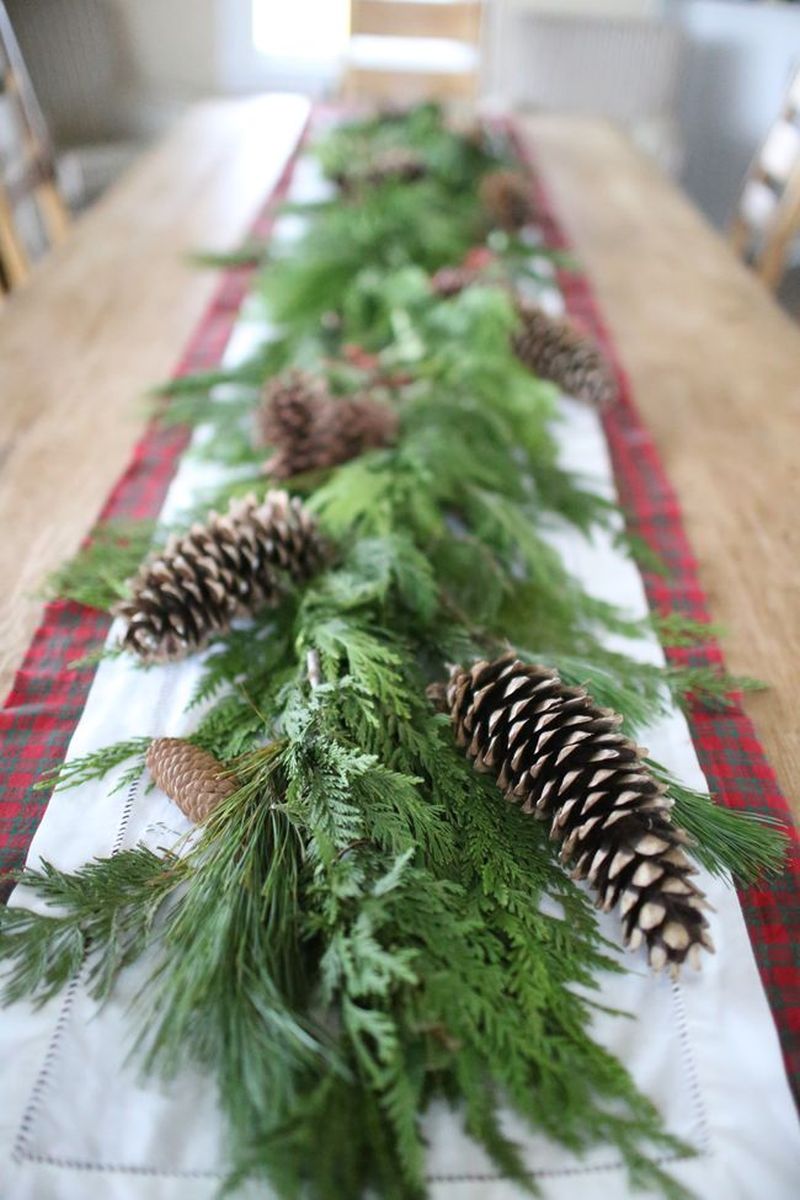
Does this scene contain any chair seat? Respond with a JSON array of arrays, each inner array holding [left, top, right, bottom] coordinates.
[[345, 35, 478, 75], [740, 178, 779, 232]]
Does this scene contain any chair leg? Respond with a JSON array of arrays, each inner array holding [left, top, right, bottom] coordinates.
[[758, 181, 800, 292], [36, 181, 71, 246], [0, 188, 30, 288], [729, 215, 750, 259]]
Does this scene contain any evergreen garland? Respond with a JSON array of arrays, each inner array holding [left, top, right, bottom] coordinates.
[[1, 104, 787, 1199]]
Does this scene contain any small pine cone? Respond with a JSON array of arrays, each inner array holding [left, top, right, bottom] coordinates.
[[433, 655, 714, 975], [431, 247, 500, 299], [479, 169, 537, 232], [114, 491, 324, 662], [513, 303, 618, 408], [257, 369, 398, 479], [256, 371, 328, 476], [430, 265, 480, 298], [326, 393, 398, 457], [147, 737, 238, 824]]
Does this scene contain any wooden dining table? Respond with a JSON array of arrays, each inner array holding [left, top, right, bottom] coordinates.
[[0, 94, 797, 822]]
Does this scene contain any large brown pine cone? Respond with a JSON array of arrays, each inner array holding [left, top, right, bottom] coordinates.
[[432, 654, 714, 975], [257, 369, 398, 480], [513, 303, 618, 408], [147, 738, 238, 824], [114, 491, 324, 662]]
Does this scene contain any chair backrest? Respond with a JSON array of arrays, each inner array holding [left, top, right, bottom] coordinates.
[[730, 63, 800, 290], [343, 1, 483, 106], [0, 0, 70, 290]]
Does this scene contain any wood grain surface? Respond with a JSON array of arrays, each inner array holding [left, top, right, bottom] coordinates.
[[522, 115, 799, 822], [0, 94, 309, 700], [1, 101, 796, 822]]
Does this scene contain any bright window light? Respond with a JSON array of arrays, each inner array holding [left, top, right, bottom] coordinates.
[[252, 0, 350, 61]]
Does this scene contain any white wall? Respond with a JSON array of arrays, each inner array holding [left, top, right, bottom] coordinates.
[[666, 1, 800, 229], [109, 0, 337, 133], [110, 0, 218, 96], [507, 0, 660, 13], [107, 0, 220, 136]]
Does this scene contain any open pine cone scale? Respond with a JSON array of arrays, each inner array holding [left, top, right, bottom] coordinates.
[[439, 654, 714, 975], [258, 369, 398, 480], [115, 491, 324, 662]]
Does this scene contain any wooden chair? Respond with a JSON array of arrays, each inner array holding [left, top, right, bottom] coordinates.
[[341, 1, 483, 106], [730, 64, 800, 291], [0, 0, 70, 291]]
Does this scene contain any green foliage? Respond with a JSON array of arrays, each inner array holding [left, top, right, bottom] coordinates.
[[0, 848, 181, 1006], [649, 762, 788, 884], [137, 760, 330, 1097], [44, 522, 156, 611], [153, 352, 282, 399], [4, 103, 785, 1200], [34, 737, 151, 795], [187, 243, 265, 268], [313, 101, 509, 194]]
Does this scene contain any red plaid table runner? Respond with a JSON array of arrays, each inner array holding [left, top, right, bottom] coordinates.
[[2, 114, 798, 1105]]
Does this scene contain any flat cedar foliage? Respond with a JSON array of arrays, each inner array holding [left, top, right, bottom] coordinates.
[[1, 105, 786, 1199]]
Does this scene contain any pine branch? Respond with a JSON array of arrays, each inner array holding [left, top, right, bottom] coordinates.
[[44, 521, 157, 611], [651, 761, 789, 884], [187, 243, 266, 268], [136, 763, 332, 1100], [154, 391, 257, 431], [653, 610, 722, 646], [152, 340, 288, 399], [0, 848, 182, 1005], [34, 737, 151, 795], [667, 663, 765, 711]]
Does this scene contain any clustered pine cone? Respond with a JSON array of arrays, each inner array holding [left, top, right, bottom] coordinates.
[[432, 654, 713, 975], [257, 370, 398, 480], [513, 302, 618, 408], [114, 491, 324, 662], [334, 147, 427, 192], [147, 737, 238, 824], [479, 169, 537, 232]]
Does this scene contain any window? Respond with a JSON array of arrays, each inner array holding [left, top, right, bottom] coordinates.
[[252, 0, 350, 62]]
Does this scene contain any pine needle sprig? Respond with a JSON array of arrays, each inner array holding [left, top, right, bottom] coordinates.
[[154, 390, 257, 432], [137, 776, 329, 1099], [188, 243, 266, 268], [649, 762, 790, 884], [0, 847, 183, 1006], [44, 521, 157, 612], [667, 664, 765, 711], [34, 737, 152, 795], [152, 346, 288, 399]]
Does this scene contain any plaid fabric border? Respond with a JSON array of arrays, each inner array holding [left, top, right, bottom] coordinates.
[[0, 117, 308, 899], [510, 125, 800, 1102]]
